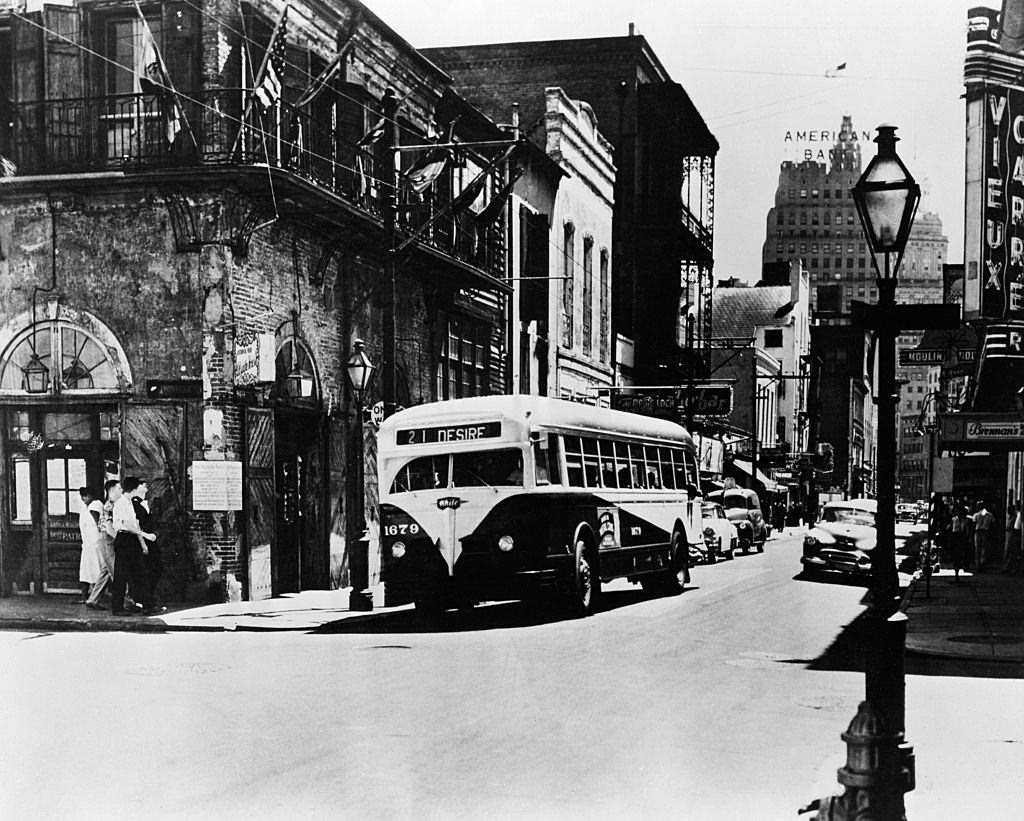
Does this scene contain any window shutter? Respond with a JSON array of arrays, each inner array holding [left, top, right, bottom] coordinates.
[[11, 12, 43, 170]]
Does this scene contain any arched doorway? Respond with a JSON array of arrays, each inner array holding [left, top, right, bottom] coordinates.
[[269, 335, 326, 593], [0, 311, 132, 594]]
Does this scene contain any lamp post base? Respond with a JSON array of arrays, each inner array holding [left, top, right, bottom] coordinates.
[[348, 589, 374, 612]]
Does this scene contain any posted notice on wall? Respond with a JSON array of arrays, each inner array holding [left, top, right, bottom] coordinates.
[[192, 460, 243, 511]]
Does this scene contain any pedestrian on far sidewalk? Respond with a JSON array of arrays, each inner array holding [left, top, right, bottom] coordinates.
[[85, 479, 120, 609], [972, 500, 994, 571], [1003, 500, 1023, 575], [77, 488, 103, 603], [110, 477, 160, 616], [950, 505, 971, 579], [133, 479, 162, 607]]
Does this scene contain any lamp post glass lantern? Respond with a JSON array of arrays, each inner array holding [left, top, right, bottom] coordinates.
[[23, 354, 49, 393], [346, 339, 375, 395], [852, 124, 921, 280]]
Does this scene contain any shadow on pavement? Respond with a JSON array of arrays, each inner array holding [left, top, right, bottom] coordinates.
[[312, 584, 700, 635], [776, 593, 1024, 681]]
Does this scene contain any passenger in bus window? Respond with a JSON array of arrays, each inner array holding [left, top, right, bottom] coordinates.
[[601, 462, 617, 488]]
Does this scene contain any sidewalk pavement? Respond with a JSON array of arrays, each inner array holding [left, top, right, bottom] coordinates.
[[901, 566, 1024, 664], [0, 584, 408, 633]]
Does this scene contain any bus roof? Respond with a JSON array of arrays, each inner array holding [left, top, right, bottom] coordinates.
[[379, 395, 694, 445]]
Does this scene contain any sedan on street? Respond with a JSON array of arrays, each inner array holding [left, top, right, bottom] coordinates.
[[701, 501, 738, 562]]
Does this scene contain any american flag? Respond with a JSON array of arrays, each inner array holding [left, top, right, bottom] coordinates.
[[254, 8, 288, 111]]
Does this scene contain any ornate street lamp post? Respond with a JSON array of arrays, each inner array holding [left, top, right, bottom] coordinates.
[[815, 124, 920, 819], [346, 339, 376, 611]]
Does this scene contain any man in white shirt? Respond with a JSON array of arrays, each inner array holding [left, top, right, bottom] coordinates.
[[110, 477, 159, 615]]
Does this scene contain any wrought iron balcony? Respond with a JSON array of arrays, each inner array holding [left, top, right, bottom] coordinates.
[[5, 90, 505, 280]]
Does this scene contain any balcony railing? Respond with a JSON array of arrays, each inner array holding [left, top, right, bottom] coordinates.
[[6, 90, 505, 279]]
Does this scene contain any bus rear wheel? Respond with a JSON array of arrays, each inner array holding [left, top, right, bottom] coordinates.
[[566, 539, 598, 617], [661, 530, 688, 595]]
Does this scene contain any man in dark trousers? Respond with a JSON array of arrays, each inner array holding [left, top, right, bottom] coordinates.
[[133, 479, 162, 607], [110, 477, 162, 616]]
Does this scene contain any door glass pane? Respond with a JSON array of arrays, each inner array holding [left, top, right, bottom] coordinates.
[[67, 459, 87, 489], [47, 459, 65, 487], [48, 490, 67, 517]]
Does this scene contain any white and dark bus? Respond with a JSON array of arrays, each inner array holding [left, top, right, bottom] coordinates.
[[378, 395, 704, 617]]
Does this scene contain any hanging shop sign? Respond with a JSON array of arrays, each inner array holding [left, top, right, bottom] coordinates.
[[611, 384, 734, 422], [939, 412, 1024, 450], [964, 23, 1024, 321], [234, 332, 277, 386]]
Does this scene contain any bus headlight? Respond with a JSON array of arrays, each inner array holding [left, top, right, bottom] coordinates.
[[497, 535, 514, 552], [391, 541, 407, 559]]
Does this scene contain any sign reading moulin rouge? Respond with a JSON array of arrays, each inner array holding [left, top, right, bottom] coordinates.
[[974, 86, 1024, 319]]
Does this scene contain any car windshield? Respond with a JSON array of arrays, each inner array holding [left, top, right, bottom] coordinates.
[[821, 506, 875, 526], [702, 505, 722, 519], [719, 493, 749, 510]]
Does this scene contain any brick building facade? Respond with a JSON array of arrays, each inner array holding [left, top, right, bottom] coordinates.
[[0, 0, 514, 600], [423, 30, 717, 388]]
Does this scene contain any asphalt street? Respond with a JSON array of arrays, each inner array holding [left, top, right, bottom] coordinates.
[[1, 532, 1020, 820]]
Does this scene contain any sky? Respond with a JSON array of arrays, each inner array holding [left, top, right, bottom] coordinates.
[[367, 0, 982, 282]]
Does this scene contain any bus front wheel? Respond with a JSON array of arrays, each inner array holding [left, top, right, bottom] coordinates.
[[567, 539, 598, 617]]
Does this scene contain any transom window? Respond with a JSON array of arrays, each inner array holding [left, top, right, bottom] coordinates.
[[0, 321, 121, 394]]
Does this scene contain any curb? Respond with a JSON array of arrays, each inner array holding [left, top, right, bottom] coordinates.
[[0, 617, 170, 634]]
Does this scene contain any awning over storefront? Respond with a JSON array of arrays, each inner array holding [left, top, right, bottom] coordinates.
[[730, 458, 780, 492]]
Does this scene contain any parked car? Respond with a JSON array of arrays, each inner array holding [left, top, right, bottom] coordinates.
[[701, 501, 738, 562], [801, 498, 930, 579], [896, 503, 918, 523], [707, 487, 767, 553]]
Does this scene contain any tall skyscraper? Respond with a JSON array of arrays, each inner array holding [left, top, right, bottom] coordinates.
[[761, 116, 946, 315]]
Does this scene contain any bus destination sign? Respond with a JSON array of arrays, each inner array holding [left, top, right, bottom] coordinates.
[[397, 421, 501, 446]]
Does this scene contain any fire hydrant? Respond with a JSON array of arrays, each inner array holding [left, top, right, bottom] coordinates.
[[800, 700, 915, 820]]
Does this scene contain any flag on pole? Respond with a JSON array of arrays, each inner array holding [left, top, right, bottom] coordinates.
[[824, 62, 846, 78], [357, 117, 386, 148], [135, 1, 185, 144], [405, 118, 459, 194], [254, 7, 288, 111], [0, 154, 16, 177], [294, 10, 363, 109], [474, 165, 523, 226], [448, 144, 519, 217]]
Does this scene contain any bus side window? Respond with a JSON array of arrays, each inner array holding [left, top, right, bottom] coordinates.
[[629, 443, 648, 489], [658, 447, 676, 490], [564, 435, 584, 487], [615, 441, 632, 489], [536, 434, 552, 487], [671, 448, 687, 490], [582, 437, 601, 488], [599, 439, 617, 488], [684, 450, 700, 488], [644, 445, 662, 488]]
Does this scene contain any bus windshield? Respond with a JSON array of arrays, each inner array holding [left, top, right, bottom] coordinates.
[[391, 449, 524, 493]]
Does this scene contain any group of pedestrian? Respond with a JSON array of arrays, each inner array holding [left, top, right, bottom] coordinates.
[[77, 477, 165, 616], [932, 493, 1024, 579]]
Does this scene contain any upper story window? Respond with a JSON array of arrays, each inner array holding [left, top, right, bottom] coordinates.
[[764, 329, 783, 348]]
